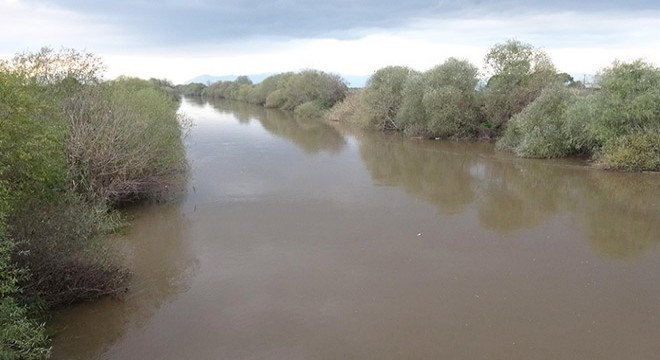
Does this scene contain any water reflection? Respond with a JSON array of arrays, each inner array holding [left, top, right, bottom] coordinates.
[[356, 128, 660, 258], [51, 96, 660, 360], [358, 131, 476, 214], [51, 203, 196, 359], [206, 98, 347, 154]]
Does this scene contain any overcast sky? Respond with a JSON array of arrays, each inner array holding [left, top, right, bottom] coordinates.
[[2, 0, 660, 83]]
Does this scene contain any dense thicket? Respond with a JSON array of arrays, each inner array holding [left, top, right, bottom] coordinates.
[[497, 59, 660, 170], [327, 40, 659, 171], [192, 70, 348, 118], [1, 48, 188, 358]]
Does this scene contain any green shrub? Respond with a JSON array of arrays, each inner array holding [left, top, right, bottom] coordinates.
[[281, 70, 347, 111], [599, 131, 660, 171], [483, 40, 559, 131], [176, 82, 206, 96], [396, 73, 427, 134], [65, 77, 187, 204], [0, 73, 54, 359], [497, 85, 577, 158], [1, 185, 51, 359], [423, 58, 481, 138], [248, 73, 294, 105], [589, 60, 660, 143], [361, 66, 418, 130], [294, 100, 326, 118], [265, 88, 287, 108], [393, 58, 481, 138]]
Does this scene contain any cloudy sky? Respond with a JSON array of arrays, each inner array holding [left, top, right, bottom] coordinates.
[[2, 0, 659, 84]]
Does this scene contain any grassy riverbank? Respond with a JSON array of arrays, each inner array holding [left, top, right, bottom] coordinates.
[[0, 48, 187, 358]]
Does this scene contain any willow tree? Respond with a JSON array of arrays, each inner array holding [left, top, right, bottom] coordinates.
[[483, 40, 559, 133], [361, 66, 419, 130]]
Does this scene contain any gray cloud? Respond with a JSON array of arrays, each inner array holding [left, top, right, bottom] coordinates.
[[39, 0, 660, 47]]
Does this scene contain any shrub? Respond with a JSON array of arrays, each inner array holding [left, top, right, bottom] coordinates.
[[249, 73, 294, 105], [9, 47, 104, 86], [327, 89, 364, 124], [394, 58, 481, 138], [599, 131, 660, 171], [294, 100, 326, 118], [281, 70, 347, 110], [589, 60, 660, 142], [483, 40, 559, 131], [361, 66, 418, 130], [265, 88, 287, 108], [0, 186, 51, 359], [562, 94, 600, 154], [176, 82, 206, 97], [497, 85, 577, 158], [423, 58, 481, 138], [396, 73, 427, 134], [65, 77, 187, 204]]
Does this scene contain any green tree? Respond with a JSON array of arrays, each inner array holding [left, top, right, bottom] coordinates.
[[361, 66, 418, 130], [9, 47, 104, 85], [497, 85, 577, 158], [483, 39, 559, 132], [588, 60, 660, 170], [281, 70, 347, 111], [395, 58, 481, 138]]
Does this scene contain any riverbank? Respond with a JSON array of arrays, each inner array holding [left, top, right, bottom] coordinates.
[[180, 40, 659, 172], [0, 48, 187, 358]]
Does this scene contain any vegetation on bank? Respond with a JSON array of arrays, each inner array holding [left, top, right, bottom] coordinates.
[[1, 48, 187, 358], [179, 39, 658, 171], [325, 40, 659, 172], [177, 69, 348, 118]]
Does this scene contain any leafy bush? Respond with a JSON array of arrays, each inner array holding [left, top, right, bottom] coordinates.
[[589, 60, 660, 142], [393, 58, 481, 138], [599, 131, 660, 171], [497, 85, 577, 158], [176, 82, 206, 96], [396, 73, 428, 134], [294, 100, 326, 118], [280, 70, 347, 111], [265, 88, 287, 108], [1, 186, 51, 359], [424, 58, 481, 138], [0, 72, 57, 358], [65, 77, 187, 204], [562, 94, 600, 154], [247, 73, 293, 105], [9, 47, 104, 86], [483, 40, 559, 131], [576, 60, 660, 171], [361, 66, 418, 130]]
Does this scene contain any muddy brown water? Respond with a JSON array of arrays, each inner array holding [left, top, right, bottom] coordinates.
[[51, 98, 660, 359]]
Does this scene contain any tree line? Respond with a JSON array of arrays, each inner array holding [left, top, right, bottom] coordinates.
[[329, 40, 659, 171], [176, 69, 349, 118], [181, 40, 659, 171], [1, 48, 188, 358]]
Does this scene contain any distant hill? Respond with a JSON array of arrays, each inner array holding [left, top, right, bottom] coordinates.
[[186, 73, 369, 88]]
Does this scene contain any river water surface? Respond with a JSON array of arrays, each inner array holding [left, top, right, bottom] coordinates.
[[51, 98, 660, 359]]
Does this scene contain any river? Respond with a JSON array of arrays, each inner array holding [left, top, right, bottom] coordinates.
[[51, 97, 660, 359]]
